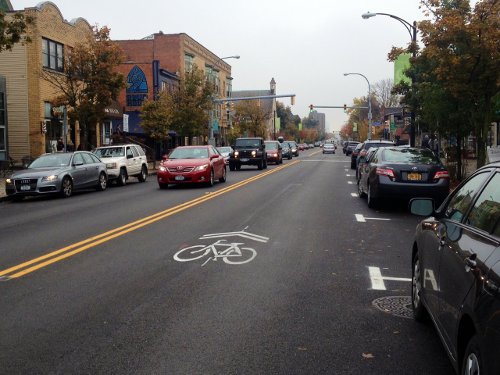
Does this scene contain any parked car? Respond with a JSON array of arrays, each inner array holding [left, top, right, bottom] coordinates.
[[356, 147, 378, 182], [229, 137, 267, 170], [352, 140, 395, 170], [5, 151, 108, 200], [157, 145, 226, 189], [93, 144, 148, 186], [344, 141, 360, 156], [216, 146, 233, 165], [409, 161, 500, 375], [357, 147, 450, 208], [287, 141, 299, 157], [280, 142, 293, 160], [264, 141, 283, 164], [322, 143, 336, 154]]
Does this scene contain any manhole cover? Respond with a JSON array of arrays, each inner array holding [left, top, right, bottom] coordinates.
[[372, 296, 413, 319]]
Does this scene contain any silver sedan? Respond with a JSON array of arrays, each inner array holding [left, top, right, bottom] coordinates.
[[5, 151, 108, 200]]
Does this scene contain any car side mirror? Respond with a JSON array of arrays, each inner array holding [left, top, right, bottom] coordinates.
[[74, 161, 84, 166], [409, 198, 434, 216], [210, 154, 219, 160]]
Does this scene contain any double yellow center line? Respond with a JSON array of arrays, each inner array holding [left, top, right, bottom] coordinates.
[[0, 161, 299, 280]]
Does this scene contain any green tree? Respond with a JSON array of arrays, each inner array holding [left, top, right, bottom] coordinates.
[[234, 100, 270, 137], [140, 91, 173, 141], [0, 11, 31, 52], [168, 66, 215, 141], [43, 26, 125, 149]]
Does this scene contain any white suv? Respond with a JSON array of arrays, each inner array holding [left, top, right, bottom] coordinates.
[[94, 144, 148, 186]]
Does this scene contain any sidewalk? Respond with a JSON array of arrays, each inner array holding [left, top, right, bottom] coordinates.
[[0, 162, 159, 202]]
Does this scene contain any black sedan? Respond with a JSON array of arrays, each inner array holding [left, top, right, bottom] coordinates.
[[5, 152, 108, 200], [357, 147, 449, 208], [409, 162, 500, 375]]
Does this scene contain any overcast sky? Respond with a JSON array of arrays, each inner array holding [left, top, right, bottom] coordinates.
[[13, 0, 429, 131]]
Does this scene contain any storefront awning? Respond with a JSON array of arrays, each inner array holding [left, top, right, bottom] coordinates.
[[104, 100, 123, 119]]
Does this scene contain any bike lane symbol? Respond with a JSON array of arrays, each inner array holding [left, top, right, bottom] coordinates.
[[173, 231, 269, 267]]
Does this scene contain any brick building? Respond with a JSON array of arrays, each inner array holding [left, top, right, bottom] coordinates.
[[0, 2, 94, 161], [115, 33, 233, 149]]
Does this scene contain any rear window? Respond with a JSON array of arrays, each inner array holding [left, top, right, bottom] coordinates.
[[380, 148, 440, 164], [364, 142, 394, 150], [265, 142, 279, 150]]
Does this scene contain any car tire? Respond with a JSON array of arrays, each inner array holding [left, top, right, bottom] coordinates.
[[12, 196, 24, 202], [367, 184, 378, 209], [236, 164, 241, 171], [208, 169, 215, 187], [257, 160, 263, 170], [158, 182, 168, 189], [60, 176, 73, 198], [462, 335, 483, 375], [138, 165, 147, 182], [117, 168, 127, 186], [229, 163, 235, 171], [412, 253, 428, 322], [263, 159, 268, 169], [219, 167, 226, 183], [96, 172, 107, 191]]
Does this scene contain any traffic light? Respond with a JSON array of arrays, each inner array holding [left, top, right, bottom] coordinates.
[[309, 104, 314, 112], [343, 104, 347, 112]]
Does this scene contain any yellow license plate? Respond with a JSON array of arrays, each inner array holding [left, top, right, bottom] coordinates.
[[407, 173, 421, 181]]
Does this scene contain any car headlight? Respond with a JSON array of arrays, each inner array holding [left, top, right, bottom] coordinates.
[[106, 162, 117, 169], [5, 178, 12, 184], [159, 166, 167, 172], [42, 175, 58, 182], [234, 151, 239, 157], [194, 164, 209, 171], [251, 151, 256, 157]]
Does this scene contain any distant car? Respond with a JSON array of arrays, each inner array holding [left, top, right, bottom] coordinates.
[[157, 145, 226, 189], [357, 147, 449, 208], [353, 140, 395, 170], [409, 162, 500, 375], [5, 151, 107, 200], [280, 142, 293, 160], [322, 143, 336, 154], [314, 141, 321, 147], [93, 144, 148, 186], [264, 141, 283, 164], [216, 146, 233, 165], [344, 141, 360, 156], [287, 141, 299, 157]]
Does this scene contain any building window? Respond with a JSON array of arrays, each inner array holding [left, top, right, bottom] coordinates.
[[126, 66, 148, 107], [42, 38, 64, 72], [185, 54, 194, 73]]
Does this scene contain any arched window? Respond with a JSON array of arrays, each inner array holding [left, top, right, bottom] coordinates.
[[126, 66, 148, 107]]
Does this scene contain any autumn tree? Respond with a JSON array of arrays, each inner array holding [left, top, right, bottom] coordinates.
[[167, 66, 215, 141], [0, 10, 31, 52], [234, 100, 270, 137], [373, 79, 400, 109], [42, 26, 125, 149]]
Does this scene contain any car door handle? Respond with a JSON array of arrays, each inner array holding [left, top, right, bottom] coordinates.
[[464, 254, 477, 272]]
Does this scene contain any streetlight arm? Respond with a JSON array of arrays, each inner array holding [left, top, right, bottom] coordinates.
[[362, 12, 416, 41]]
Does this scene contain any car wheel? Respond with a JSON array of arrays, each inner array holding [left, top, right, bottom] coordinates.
[[138, 165, 147, 182], [117, 168, 127, 186], [96, 172, 107, 191], [462, 335, 483, 375], [158, 182, 168, 189], [288, 154, 292, 160], [236, 164, 241, 171], [208, 169, 215, 186], [263, 159, 268, 169], [12, 196, 24, 202], [412, 253, 428, 321], [229, 163, 235, 171], [60, 176, 73, 198], [257, 160, 263, 170], [219, 167, 226, 183], [367, 184, 378, 209], [358, 180, 366, 198]]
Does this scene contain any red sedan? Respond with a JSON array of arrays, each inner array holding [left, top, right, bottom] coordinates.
[[157, 145, 226, 189]]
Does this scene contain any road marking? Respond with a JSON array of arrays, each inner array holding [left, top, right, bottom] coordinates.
[[346, 174, 353, 177], [0, 161, 299, 279], [355, 214, 391, 222], [368, 266, 411, 290], [348, 181, 354, 185], [200, 230, 269, 243], [351, 193, 358, 197]]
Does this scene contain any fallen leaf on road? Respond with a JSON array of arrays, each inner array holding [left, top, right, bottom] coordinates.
[[362, 353, 375, 359]]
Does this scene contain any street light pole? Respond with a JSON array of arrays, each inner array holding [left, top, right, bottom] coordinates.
[[220, 55, 240, 60], [344, 73, 372, 140], [362, 11, 417, 147]]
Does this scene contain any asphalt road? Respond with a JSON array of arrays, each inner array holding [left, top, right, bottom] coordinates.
[[0, 149, 454, 374]]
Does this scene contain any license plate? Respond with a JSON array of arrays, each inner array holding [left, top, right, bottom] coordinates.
[[407, 173, 421, 181], [175, 175, 185, 181], [20, 185, 31, 191], [240, 158, 249, 162]]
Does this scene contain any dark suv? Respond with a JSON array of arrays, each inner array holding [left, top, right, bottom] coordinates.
[[229, 137, 267, 170]]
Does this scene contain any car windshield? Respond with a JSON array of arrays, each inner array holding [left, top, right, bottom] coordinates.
[[94, 147, 125, 158], [217, 147, 232, 154], [265, 142, 278, 150], [29, 153, 72, 168], [169, 147, 209, 159], [235, 139, 261, 148], [381, 148, 440, 164]]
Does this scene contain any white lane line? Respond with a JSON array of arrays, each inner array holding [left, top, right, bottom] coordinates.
[[351, 193, 358, 197], [348, 181, 354, 185], [355, 214, 366, 222], [368, 266, 411, 290], [355, 214, 391, 222]]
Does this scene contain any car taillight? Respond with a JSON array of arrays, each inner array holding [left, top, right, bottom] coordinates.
[[360, 150, 367, 156], [433, 170, 449, 179], [376, 167, 395, 180]]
